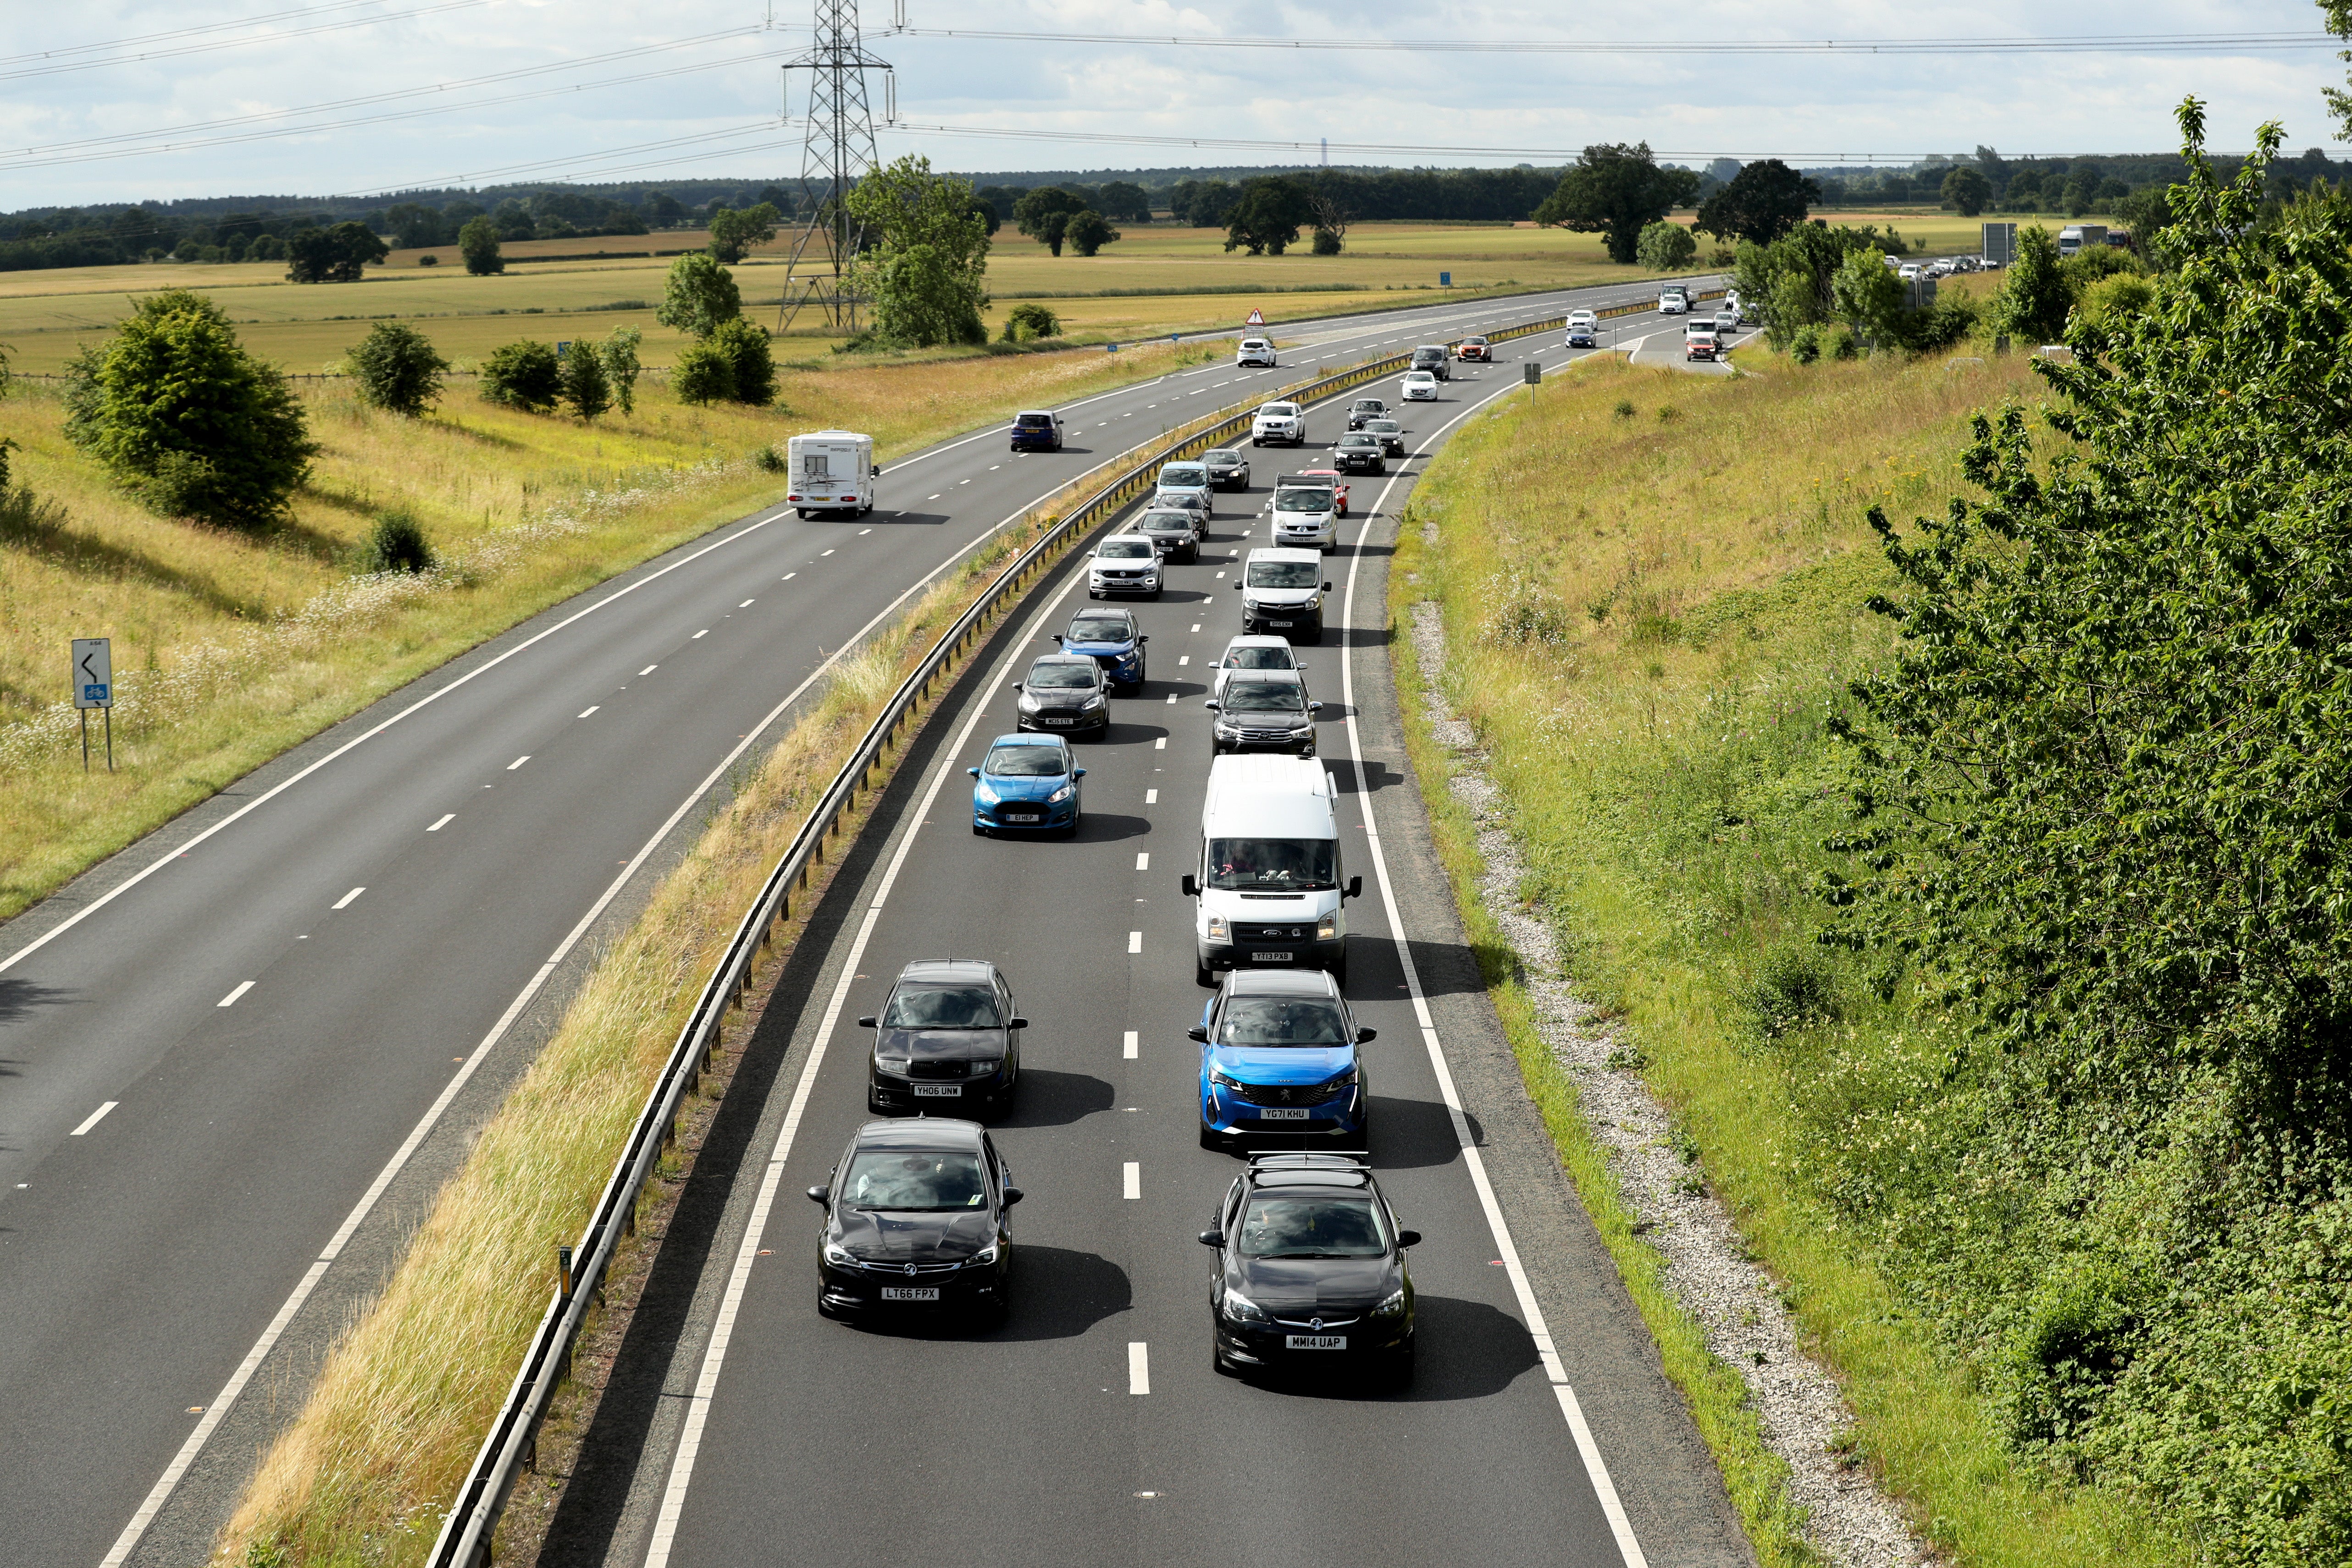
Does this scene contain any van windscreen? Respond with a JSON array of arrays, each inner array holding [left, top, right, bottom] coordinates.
[[1206, 837, 1336, 892]]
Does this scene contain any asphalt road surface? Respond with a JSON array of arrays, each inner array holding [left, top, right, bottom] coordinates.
[[0, 279, 1721, 1567], [537, 329, 1752, 1568]]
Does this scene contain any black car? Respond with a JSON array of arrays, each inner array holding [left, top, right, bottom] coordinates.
[[1361, 418, 1406, 459], [1134, 510, 1200, 563], [1014, 654, 1110, 739], [1206, 671, 1319, 757], [1344, 398, 1388, 431], [810, 1117, 1021, 1322], [1332, 433, 1385, 475], [1201, 1152, 1417, 1384], [859, 959, 1025, 1115], [1203, 448, 1252, 490]]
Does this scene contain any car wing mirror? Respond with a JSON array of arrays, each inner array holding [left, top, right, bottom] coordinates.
[[1181, 874, 1200, 898], [1003, 1186, 1025, 1206], [1073, 768, 1087, 778], [1011, 681, 1023, 692], [1051, 634, 1064, 645], [1010, 1017, 1030, 1030], [1346, 875, 1363, 899], [967, 767, 980, 777], [1198, 1228, 1224, 1248], [1203, 699, 1219, 710], [806, 1185, 831, 1205], [856, 1015, 877, 1028], [1323, 581, 1334, 591], [1356, 1026, 1378, 1044], [871, 464, 881, 476], [1186, 1024, 1209, 1042], [1308, 701, 1323, 712], [1395, 1229, 1421, 1249], [1138, 634, 1149, 644]]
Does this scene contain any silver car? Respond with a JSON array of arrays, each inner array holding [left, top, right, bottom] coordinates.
[[1155, 460, 1216, 521], [1151, 488, 1212, 541]]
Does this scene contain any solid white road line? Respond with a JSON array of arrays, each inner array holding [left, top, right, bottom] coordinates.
[[507, 756, 530, 770], [332, 887, 365, 910], [578, 707, 600, 719], [1338, 365, 1651, 1568], [1128, 1341, 1151, 1395], [1135, 853, 1150, 870], [216, 981, 254, 1008], [1123, 1162, 1141, 1200], [70, 1102, 118, 1137], [1123, 1030, 1139, 1059], [426, 814, 454, 832], [1127, 931, 1143, 953]]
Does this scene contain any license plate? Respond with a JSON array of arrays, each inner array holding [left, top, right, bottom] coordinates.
[[1258, 1107, 1311, 1121], [1003, 811, 1040, 823], [1285, 1334, 1345, 1350], [1042, 718, 1074, 726], [912, 1084, 962, 1097], [881, 1287, 941, 1302], [1251, 950, 1294, 962], [1267, 620, 1293, 628]]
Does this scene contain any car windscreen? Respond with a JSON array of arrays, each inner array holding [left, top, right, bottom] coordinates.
[[1206, 836, 1336, 892], [1160, 465, 1206, 486], [1218, 994, 1348, 1044], [1206, 449, 1242, 463], [1238, 1194, 1386, 1257], [1223, 683, 1305, 713], [882, 984, 1002, 1028], [1259, 404, 1298, 416], [1274, 490, 1330, 512], [1365, 421, 1400, 433], [1098, 538, 1153, 559], [1339, 436, 1375, 448], [1225, 645, 1294, 670], [841, 1149, 989, 1211], [1014, 414, 1055, 427], [985, 745, 1065, 777], [1246, 560, 1320, 588], [1140, 512, 1192, 531], [1351, 400, 1382, 410], [1027, 662, 1096, 688], [1068, 615, 1131, 643]]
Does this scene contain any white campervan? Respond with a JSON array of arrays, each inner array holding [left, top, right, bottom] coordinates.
[[786, 429, 879, 518], [1182, 754, 1363, 986]]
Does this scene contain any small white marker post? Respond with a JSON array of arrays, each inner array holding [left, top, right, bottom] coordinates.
[[71, 638, 113, 773]]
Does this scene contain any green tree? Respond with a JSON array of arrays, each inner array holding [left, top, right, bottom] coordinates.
[[559, 340, 610, 420], [1065, 209, 1121, 257], [479, 339, 561, 411], [1535, 143, 1702, 264], [601, 324, 642, 413], [1994, 224, 2074, 342], [1635, 220, 1697, 271], [1013, 187, 1089, 256], [1311, 227, 1342, 255], [675, 318, 776, 406], [284, 221, 389, 283], [1766, 269, 1822, 348], [843, 154, 991, 348], [1941, 166, 1993, 216], [1829, 249, 1904, 346], [655, 252, 742, 338], [705, 201, 781, 265], [347, 321, 449, 416], [458, 216, 503, 276], [2112, 184, 2178, 261], [62, 289, 316, 526], [1000, 302, 1060, 342], [1694, 158, 1820, 245], [1222, 177, 1313, 256], [1097, 181, 1152, 222]]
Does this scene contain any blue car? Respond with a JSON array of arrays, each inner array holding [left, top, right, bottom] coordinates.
[[1056, 608, 1148, 694], [1190, 968, 1374, 1151], [969, 734, 1084, 836]]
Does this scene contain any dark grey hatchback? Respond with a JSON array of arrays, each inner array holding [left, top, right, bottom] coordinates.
[[1201, 1152, 1417, 1385], [859, 959, 1024, 1115], [810, 1117, 1021, 1322]]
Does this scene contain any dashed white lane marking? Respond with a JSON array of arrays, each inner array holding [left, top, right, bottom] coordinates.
[[781, 573, 797, 581], [1145, 789, 1158, 803], [821, 549, 836, 555], [1128, 1342, 1150, 1395], [1214, 571, 1225, 579], [217, 981, 254, 1008], [739, 599, 755, 608], [928, 493, 942, 501], [1190, 623, 1201, 632], [1177, 656, 1190, 666], [1123, 1162, 1141, 1200], [71, 1101, 119, 1136], [859, 528, 873, 535], [507, 755, 531, 770], [1123, 1030, 1139, 1059], [1135, 852, 1150, 870], [640, 665, 659, 676], [1154, 737, 1167, 750], [1164, 693, 1177, 704], [332, 887, 365, 910], [1127, 931, 1143, 953], [988, 464, 1001, 471], [578, 706, 600, 719], [692, 630, 709, 639], [427, 813, 454, 832]]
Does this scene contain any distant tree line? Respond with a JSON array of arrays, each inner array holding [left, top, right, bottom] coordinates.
[[1803, 144, 2352, 218]]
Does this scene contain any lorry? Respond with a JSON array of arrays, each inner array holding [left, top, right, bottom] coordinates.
[[1183, 754, 1363, 985], [2057, 224, 2108, 258], [785, 430, 878, 518]]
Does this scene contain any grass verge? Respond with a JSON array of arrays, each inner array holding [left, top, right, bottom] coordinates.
[[1385, 352, 2181, 1567]]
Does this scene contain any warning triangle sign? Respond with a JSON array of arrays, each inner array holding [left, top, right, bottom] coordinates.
[[1245, 307, 1265, 326]]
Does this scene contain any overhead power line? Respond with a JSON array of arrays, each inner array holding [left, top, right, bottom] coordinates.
[[0, 0, 492, 83], [891, 25, 2342, 57], [1, 0, 430, 66]]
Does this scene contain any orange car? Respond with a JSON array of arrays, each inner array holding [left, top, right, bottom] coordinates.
[[1300, 467, 1350, 515], [1455, 335, 1492, 362]]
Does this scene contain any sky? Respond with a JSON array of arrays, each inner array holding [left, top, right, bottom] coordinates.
[[2, 0, 2346, 210]]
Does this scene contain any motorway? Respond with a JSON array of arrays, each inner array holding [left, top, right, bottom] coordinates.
[[0, 277, 1721, 1567], [538, 326, 1751, 1567]]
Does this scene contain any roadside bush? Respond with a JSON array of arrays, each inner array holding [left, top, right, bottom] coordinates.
[[1485, 568, 1573, 646], [2079, 272, 2155, 330], [360, 508, 434, 573], [347, 321, 449, 416], [1635, 220, 1697, 271], [1897, 295, 1982, 352], [654, 252, 742, 339], [1001, 302, 1061, 342], [1827, 328, 1859, 360], [1788, 324, 1822, 364], [559, 341, 610, 420], [1311, 227, 1342, 255], [673, 319, 775, 406], [478, 339, 560, 412]]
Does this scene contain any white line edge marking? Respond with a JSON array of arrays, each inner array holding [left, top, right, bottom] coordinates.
[[426, 813, 454, 832], [1123, 1161, 1141, 1200], [332, 887, 365, 910], [1123, 1030, 1139, 1059], [216, 981, 254, 1008], [69, 1102, 117, 1137], [644, 534, 1097, 1567], [1128, 1341, 1150, 1395], [1341, 361, 1650, 1568]]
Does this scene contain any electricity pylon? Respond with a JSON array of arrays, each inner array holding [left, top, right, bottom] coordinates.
[[777, 0, 892, 333]]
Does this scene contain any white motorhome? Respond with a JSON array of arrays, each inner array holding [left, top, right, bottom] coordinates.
[[786, 430, 879, 518], [1182, 755, 1362, 986]]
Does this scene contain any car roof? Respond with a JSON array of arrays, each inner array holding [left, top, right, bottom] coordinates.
[[1138, 509, 1192, 523], [1032, 653, 1101, 671], [893, 958, 1000, 986], [850, 1116, 986, 1152], [1069, 606, 1135, 625], [1015, 409, 1058, 418], [1226, 669, 1306, 690], [1097, 533, 1155, 547], [1224, 966, 1343, 999], [988, 732, 1065, 748], [1223, 633, 1293, 650], [1206, 447, 1243, 457], [1247, 546, 1323, 563]]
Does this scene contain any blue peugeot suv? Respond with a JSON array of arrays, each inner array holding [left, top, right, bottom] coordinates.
[[968, 734, 1084, 836], [1057, 608, 1147, 694], [1192, 968, 1374, 1151]]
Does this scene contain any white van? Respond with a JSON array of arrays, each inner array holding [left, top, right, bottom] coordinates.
[[786, 430, 878, 518], [1182, 755, 1363, 986]]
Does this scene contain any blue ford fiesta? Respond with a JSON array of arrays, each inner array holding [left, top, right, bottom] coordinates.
[[1192, 968, 1374, 1151], [1057, 609, 1147, 694], [969, 734, 1084, 837]]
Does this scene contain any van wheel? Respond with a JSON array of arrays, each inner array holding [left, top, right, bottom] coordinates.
[[1196, 963, 1215, 989], [795, 508, 809, 519]]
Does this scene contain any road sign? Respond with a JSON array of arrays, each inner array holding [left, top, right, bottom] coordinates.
[[1439, 271, 1451, 287], [1245, 307, 1265, 326], [1523, 362, 1542, 385], [72, 638, 112, 709]]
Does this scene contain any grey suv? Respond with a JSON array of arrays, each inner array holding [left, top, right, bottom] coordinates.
[[858, 959, 1026, 1117]]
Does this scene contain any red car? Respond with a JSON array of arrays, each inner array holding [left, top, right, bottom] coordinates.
[[1455, 335, 1491, 362], [1300, 467, 1350, 515]]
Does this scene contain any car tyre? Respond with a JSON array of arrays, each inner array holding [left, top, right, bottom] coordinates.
[[973, 823, 990, 837], [1388, 1338, 1417, 1391], [795, 508, 809, 520], [1212, 1342, 1239, 1378], [1196, 961, 1216, 989], [1198, 1123, 1222, 1150]]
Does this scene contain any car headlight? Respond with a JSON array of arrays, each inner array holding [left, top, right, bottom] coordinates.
[[824, 1241, 857, 1266], [1080, 694, 1106, 711], [1222, 1288, 1270, 1324], [968, 1241, 1000, 1267], [1317, 912, 1338, 940], [1016, 692, 1040, 712], [1372, 1287, 1407, 1318], [875, 1054, 911, 1073], [974, 782, 999, 804], [1321, 1065, 1358, 1092], [1210, 1067, 1244, 1090], [1205, 914, 1229, 942], [968, 1058, 1003, 1078], [1047, 783, 1074, 803]]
